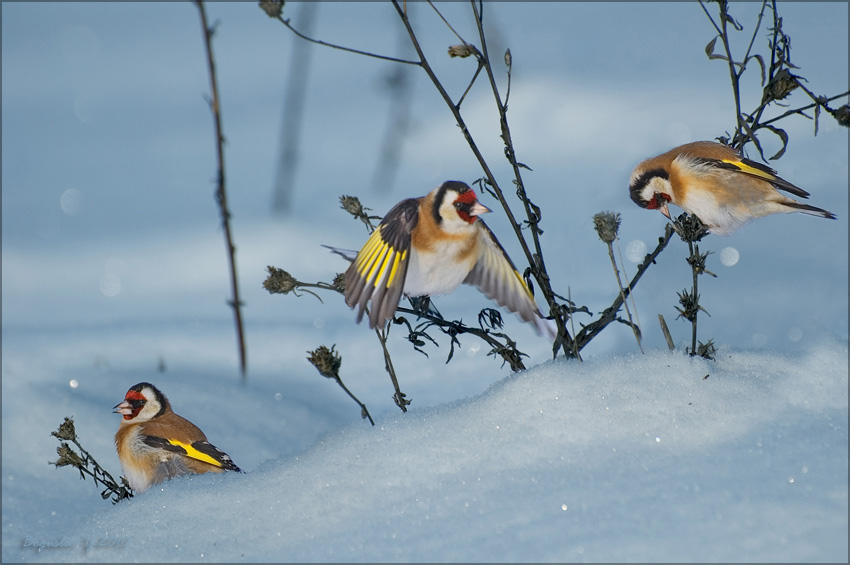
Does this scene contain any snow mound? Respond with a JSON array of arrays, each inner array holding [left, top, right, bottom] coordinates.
[[17, 342, 848, 563]]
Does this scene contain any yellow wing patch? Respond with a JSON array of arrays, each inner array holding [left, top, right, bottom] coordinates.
[[354, 227, 405, 290], [167, 439, 224, 468], [720, 159, 776, 182]]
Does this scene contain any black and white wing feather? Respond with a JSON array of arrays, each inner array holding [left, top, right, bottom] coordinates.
[[142, 435, 242, 472], [463, 220, 553, 337], [344, 198, 420, 329]]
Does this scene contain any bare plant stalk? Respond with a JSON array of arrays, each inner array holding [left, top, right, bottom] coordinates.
[[575, 225, 676, 349], [671, 215, 715, 359], [700, 0, 848, 158], [196, 1, 247, 378], [593, 211, 643, 353], [307, 345, 375, 425], [686, 241, 702, 354], [377, 324, 410, 411], [272, 1, 319, 213], [616, 240, 644, 350], [606, 243, 643, 353], [658, 315, 675, 350]]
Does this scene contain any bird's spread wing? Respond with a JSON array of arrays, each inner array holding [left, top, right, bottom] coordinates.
[[345, 198, 419, 329], [693, 155, 811, 199], [464, 220, 553, 337], [142, 435, 242, 472], [322, 245, 358, 263]]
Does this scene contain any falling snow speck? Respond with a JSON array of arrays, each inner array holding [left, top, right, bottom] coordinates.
[[626, 239, 647, 263], [99, 274, 121, 297], [719, 247, 740, 266], [787, 327, 803, 342], [69, 379, 78, 389], [60, 188, 83, 216]]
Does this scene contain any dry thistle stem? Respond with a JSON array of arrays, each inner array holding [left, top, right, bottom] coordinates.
[[593, 211, 621, 244], [687, 249, 718, 278], [263, 266, 298, 295], [332, 273, 346, 293], [696, 339, 717, 360], [766, 68, 799, 102], [52, 443, 84, 468], [51, 416, 77, 441], [340, 195, 369, 219], [676, 288, 709, 323], [673, 213, 710, 243], [833, 104, 850, 128], [448, 44, 475, 58], [307, 345, 342, 379], [258, 0, 284, 19], [306, 345, 375, 425], [50, 417, 134, 503], [340, 195, 382, 231]]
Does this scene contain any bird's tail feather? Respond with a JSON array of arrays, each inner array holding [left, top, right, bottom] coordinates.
[[786, 202, 836, 220]]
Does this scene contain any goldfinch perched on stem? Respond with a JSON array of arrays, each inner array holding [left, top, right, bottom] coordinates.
[[343, 180, 552, 336], [629, 141, 836, 236], [113, 382, 241, 494]]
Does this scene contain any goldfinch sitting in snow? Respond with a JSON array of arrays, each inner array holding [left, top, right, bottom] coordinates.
[[343, 180, 552, 335], [629, 140, 836, 236], [113, 382, 241, 493]]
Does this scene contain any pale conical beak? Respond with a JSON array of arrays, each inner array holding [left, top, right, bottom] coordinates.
[[658, 201, 672, 221], [470, 202, 491, 217], [113, 400, 132, 415]]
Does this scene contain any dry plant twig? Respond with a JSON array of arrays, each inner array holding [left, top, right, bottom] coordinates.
[[196, 1, 248, 378]]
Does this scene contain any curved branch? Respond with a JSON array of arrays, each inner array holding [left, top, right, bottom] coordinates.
[[273, 13, 420, 66]]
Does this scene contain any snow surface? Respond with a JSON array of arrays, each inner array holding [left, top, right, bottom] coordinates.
[[3, 333, 848, 563], [3, 2, 848, 563]]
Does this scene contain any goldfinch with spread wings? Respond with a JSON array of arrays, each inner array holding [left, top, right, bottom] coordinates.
[[343, 181, 552, 336]]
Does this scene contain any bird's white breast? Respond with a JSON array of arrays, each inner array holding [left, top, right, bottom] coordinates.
[[117, 426, 158, 493], [403, 238, 478, 297]]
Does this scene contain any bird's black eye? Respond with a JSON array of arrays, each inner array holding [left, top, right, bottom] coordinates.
[[454, 202, 462, 209]]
